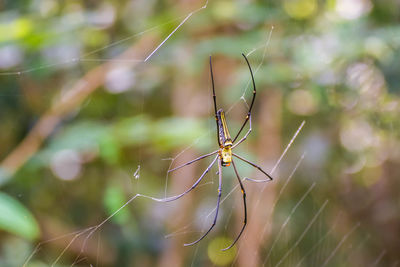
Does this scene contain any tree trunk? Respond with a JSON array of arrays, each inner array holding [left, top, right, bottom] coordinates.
[[237, 89, 282, 267]]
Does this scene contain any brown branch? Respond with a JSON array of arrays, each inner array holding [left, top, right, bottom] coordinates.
[[0, 35, 157, 180]]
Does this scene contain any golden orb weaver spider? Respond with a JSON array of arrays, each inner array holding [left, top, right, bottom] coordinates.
[[167, 54, 274, 251]]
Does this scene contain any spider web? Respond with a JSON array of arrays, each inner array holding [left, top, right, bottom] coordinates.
[[0, 1, 383, 266]]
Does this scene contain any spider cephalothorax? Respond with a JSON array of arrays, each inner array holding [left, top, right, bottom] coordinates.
[[168, 54, 274, 250]]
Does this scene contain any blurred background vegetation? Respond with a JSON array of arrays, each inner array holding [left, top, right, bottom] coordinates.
[[0, 0, 400, 266]]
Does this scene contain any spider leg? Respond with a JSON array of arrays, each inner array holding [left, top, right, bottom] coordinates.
[[210, 56, 218, 118], [164, 155, 218, 202], [168, 150, 218, 173], [210, 56, 222, 147], [184, 156, 223, 246], [222, 159, 247, 251], [232, 114, 252, 149], [232, 53, 256, 143], [232, 153, 274, 182]]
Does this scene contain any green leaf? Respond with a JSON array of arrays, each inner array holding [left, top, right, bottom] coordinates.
[[48, 121, 109, 152], [0, 18, 33, 42], [113, 115, 151, 146], [0, 192, 40, 240], [152, 117, 206, 151], [99, 135, 121, 164], [103, 185, 130, 224]]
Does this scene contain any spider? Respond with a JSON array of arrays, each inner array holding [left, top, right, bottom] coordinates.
[[167, 54, 274, 251]]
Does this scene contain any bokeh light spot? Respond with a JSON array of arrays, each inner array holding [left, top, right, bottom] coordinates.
[[36, 0, 59, 17], [335, 0, 372, 20], [357, 166, 381, 187], [212, 1, 237, 20], [105, 66, 135, 94], [284, 0, 317, 19], [0, 46, 23, 69], [207, 237, 236, 266], [87, 3, 116, 29], [340, 120, 374, 152], [50, 149, 82, 181], [0, 18, 32, 42], [364, 37, 391, 61], [287, 89, 318, 115]]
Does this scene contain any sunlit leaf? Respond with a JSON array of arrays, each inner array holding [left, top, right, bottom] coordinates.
[[113, 115, 151, 146], [152, 118, 207, 151], [48, 121, 109, 152], [208, 237, 237, 266], [103, 185, 130, 224], [0, 192, 40, 240], [0, 18, 33, 42]]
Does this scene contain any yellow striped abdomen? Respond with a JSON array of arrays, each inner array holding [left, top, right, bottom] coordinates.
[[220, 145, 232, 167]]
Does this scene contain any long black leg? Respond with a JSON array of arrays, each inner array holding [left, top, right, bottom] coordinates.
[[164, 156, 218, 202], [222, 159, 247, 251], [184, 156, 223, 246], [210, 56, 218, 117], [232, 153, 274, 182], [232, 114, 252, 149], [232, 53, 257, 143], [168, 150, 218, 173], [209, 56, 221, 147]]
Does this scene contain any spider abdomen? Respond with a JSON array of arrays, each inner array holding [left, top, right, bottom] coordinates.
[[220, 146, 232, 167]]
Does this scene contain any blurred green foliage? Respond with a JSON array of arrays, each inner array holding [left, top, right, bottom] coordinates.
[[0, 192, 39, 240]]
